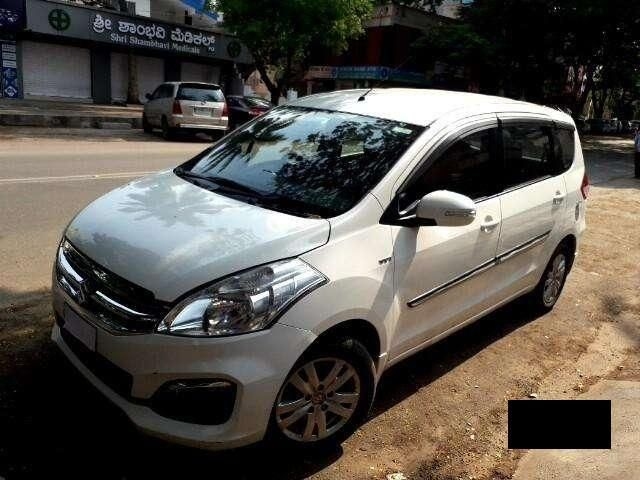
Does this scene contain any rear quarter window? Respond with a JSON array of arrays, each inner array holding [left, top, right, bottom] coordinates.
[[553, 128, 575, 172]]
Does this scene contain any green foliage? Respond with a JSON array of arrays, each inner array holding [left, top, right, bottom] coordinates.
[[413, 0, 640, 116], [219, 0, 373, 101]]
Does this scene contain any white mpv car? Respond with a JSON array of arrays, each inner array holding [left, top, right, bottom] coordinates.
[[53, 89, 587, 450]]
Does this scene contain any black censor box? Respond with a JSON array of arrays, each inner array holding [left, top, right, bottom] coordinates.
[[508, 400, 611, 449]]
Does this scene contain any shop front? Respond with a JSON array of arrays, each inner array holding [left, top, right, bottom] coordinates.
[[0, 0, 26, 99], [304, 65, 429, 94], [11, 0, 251, 103]]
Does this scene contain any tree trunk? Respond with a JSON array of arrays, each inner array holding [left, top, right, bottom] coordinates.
[[255, 60, 281, 105], [592, 88, 609, 119], [126, 52, 140, 104]]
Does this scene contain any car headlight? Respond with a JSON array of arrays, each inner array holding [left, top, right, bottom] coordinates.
[[156, 259, 327, 337]]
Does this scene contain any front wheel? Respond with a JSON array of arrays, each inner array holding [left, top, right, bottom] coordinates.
[[142, 114, 153, 133], [161, 117, 175, 141], [270, 338, 375, 449]]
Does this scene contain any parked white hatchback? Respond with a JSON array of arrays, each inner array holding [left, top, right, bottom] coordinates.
[[53, 89, 587, 450]]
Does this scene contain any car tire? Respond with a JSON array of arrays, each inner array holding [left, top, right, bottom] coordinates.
[[529, 244, 571, 312], [161, 117, 175, 141], [142, 114, 153, 134], [268, 337, 375, 450]]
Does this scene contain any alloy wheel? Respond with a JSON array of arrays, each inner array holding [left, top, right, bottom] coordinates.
[[542, 253, 566, 307], [275, 357, 361, 442]]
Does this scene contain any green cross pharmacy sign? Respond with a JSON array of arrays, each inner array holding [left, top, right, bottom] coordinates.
[[48, 8, 70, 31]]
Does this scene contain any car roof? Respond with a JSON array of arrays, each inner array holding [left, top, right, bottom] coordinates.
[[289, 88, 572, 127], [165, 81, 221, 88]]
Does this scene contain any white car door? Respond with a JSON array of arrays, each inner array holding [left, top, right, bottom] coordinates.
[[492, 119, 568, 297], [389, 122, 504, 361]]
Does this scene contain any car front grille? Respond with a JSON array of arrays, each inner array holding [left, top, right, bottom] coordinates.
[[55, 239, 170, 334]]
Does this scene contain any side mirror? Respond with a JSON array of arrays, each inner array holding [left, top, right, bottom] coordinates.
[[145, 93, 152, 100], [415, 190, 476, 227]]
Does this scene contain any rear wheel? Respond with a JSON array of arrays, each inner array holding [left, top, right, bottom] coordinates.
[[270, 338, 375, 449], [530, 246, 570, 312], [142, 114, 153, 134]]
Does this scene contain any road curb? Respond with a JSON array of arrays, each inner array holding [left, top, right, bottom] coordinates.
[[0, 113, 142, 129]]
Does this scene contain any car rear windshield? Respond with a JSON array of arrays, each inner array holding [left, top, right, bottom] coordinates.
[[176, 106, 424, 218], [176, 84, 224, 102]]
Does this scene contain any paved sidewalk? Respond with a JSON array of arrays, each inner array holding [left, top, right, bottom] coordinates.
[[0, 98, 143, 129], [513, 380, 640, 480]]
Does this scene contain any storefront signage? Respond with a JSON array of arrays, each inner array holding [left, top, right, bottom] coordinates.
[[26, 0, 252, 63], [305, 66, 334, 80], [0, 39, 21, 98], [0, 0, 26, 32], [48, 8, 71, 31], [90, 13, 217, 55], [332, 65, 427, 85]]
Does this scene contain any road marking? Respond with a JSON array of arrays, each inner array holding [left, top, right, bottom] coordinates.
[[0, 171, 154, 185]]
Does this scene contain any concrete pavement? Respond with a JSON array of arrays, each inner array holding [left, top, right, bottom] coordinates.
[[0, 98, 143, 129], [513, 380, 640, 479]]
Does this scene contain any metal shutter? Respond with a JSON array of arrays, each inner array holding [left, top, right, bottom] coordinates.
[[136, 55, 164, 103], [110, 52, 128, 102], [22, 41, 91, 99], [181, 62, 220, 84]]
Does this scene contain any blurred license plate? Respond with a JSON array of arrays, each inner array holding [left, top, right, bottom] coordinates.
[[63, 304, 96, 352], [194, 107, 212, 116]]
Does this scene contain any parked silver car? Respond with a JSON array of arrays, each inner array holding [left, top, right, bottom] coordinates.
[[142, 82, 228, 140]]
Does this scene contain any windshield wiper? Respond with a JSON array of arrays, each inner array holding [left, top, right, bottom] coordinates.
[[174, 167, 332, 218], [175, 168, 263, 197]]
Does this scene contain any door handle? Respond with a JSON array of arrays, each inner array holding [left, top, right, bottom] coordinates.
[[553, 191, 566, 205], [480, 218, 500, 233]]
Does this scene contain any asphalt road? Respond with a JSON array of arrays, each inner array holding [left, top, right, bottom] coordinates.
[[0, 129, 209, 305]]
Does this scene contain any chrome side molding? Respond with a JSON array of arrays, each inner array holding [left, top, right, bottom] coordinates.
[[408, 230, 551, 308]]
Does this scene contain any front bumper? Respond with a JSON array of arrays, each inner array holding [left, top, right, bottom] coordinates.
[[51, 282, 316, 450]]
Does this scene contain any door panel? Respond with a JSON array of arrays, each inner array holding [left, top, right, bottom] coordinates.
[[495, 122, 568, 295], [497, 177, 565, 256], [389, 125, 503, 360], [390, 197, 501, 358]]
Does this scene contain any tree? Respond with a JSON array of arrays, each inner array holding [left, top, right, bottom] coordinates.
[[411, 0, 640, 117], [218, 0, 373, 104]]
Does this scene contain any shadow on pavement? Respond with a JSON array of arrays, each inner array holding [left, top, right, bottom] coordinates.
[[0, 287, 543, 479]]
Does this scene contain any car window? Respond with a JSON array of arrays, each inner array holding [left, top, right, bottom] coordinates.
[[553, 128, 575, 172], [405, 128, 501, 201], [177, 106, 424, 217], [163, 85, 175, 98], [502, 125, 554, 188], [177, 84, 224, 102], [227, 97, 240, 107], [150, 86, 163, 100]]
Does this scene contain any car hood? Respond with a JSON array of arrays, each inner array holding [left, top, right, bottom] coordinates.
[[65, 170, 330, 302]]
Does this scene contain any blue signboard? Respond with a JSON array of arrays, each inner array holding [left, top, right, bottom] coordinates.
[[332, 65, 427, 85], [1, 40, 21, 98], [0, 0, 26, 32]]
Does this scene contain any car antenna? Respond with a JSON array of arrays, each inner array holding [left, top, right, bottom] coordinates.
[[358, 88, 373, 102]]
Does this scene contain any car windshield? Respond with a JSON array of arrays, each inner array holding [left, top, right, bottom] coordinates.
[[177, 84, 224, 102], [175, 106, 424, 217]]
